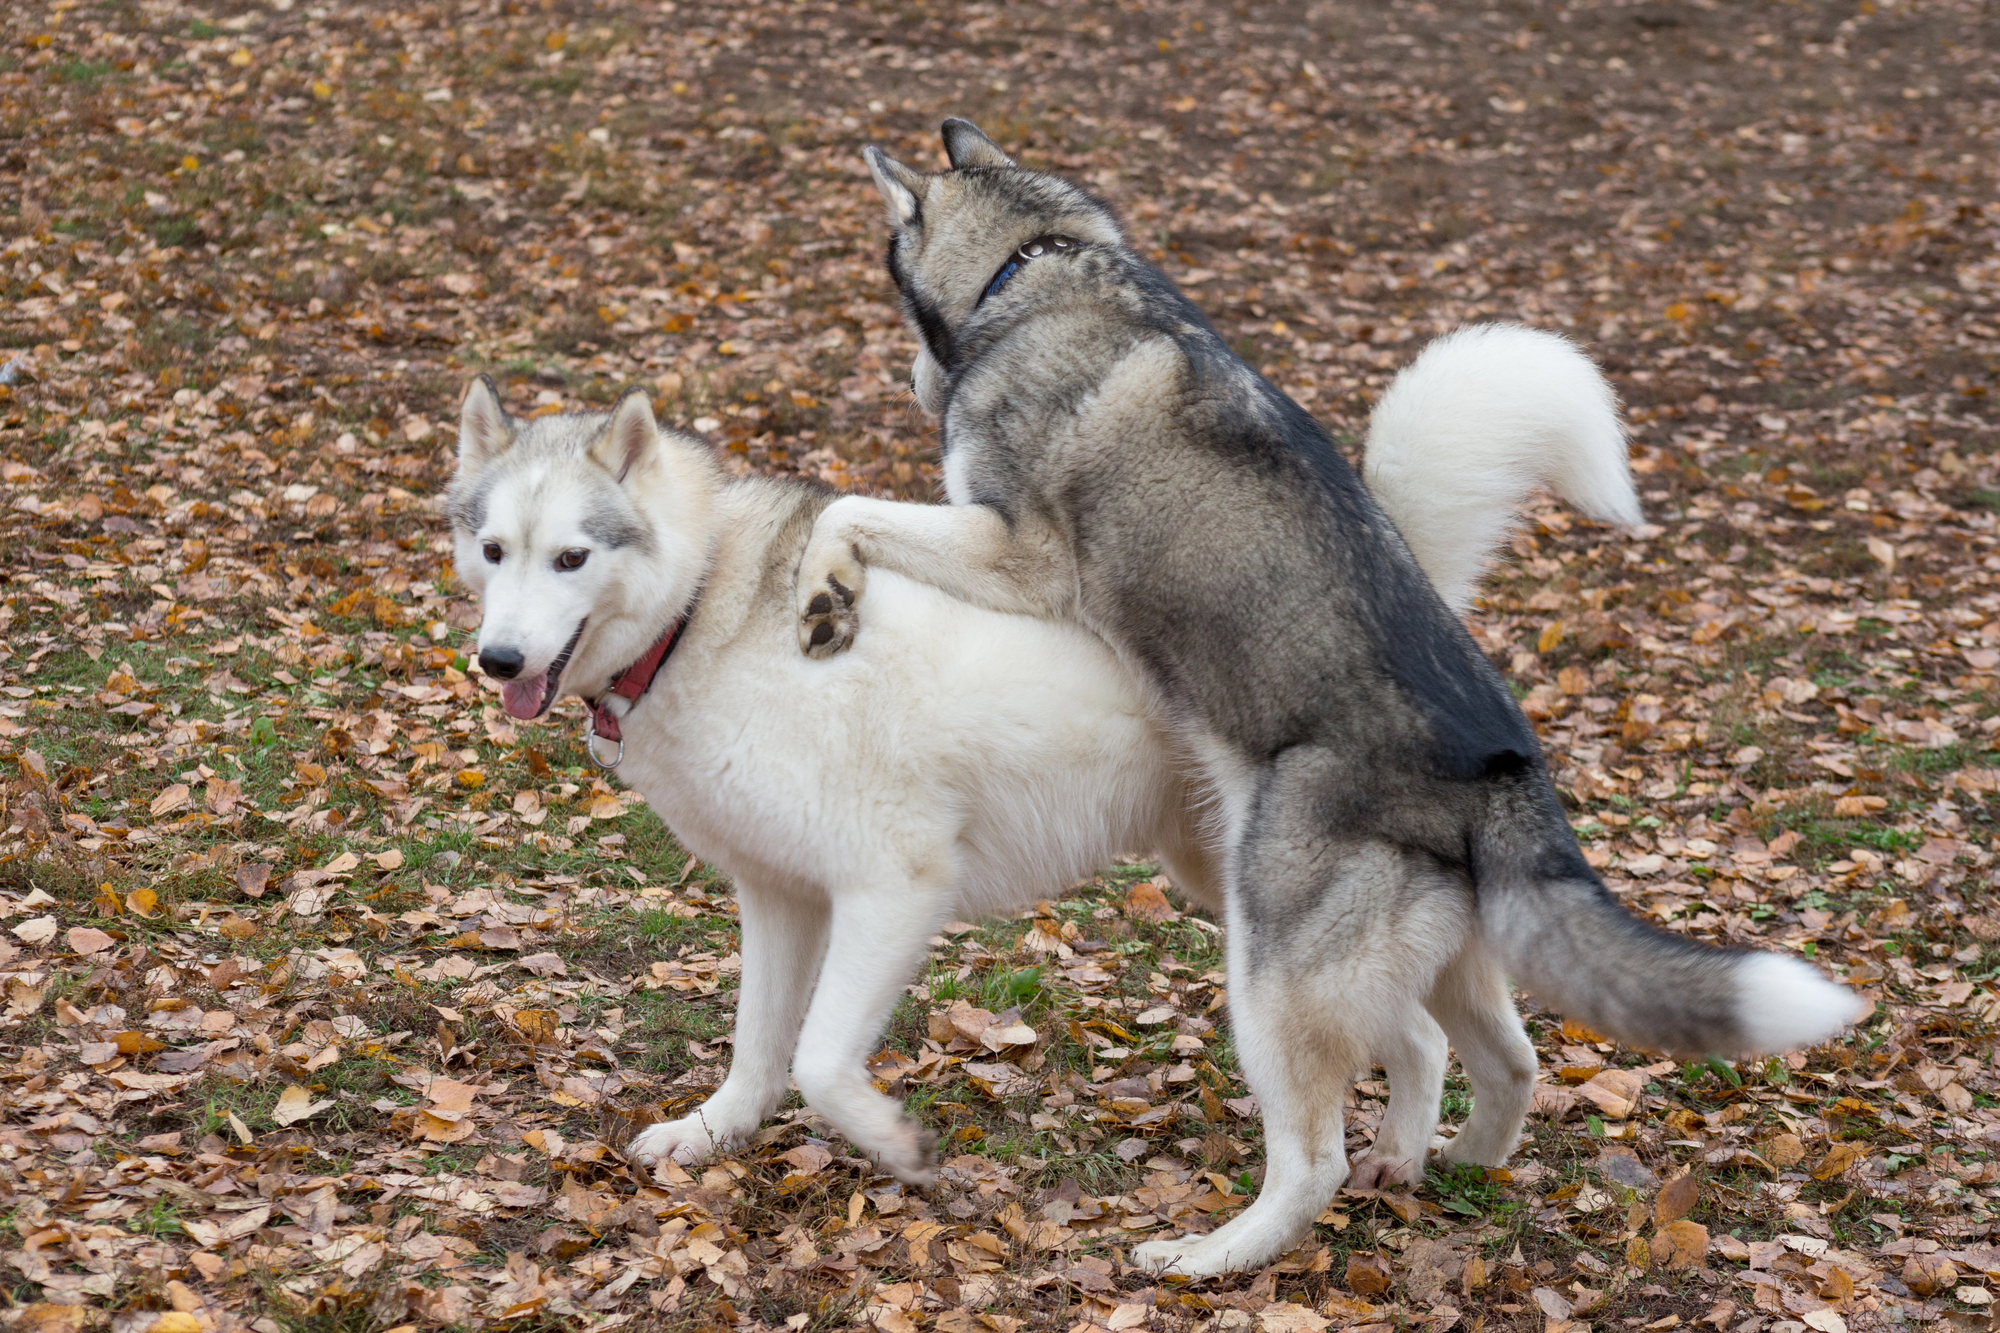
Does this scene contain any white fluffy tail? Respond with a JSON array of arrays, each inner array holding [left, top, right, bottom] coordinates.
[[1363, 324, 1641, 613], [1734, 952, 1872, 1056]]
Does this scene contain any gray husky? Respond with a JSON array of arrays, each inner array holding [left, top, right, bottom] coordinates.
[[794, 120, 1863, 1275]]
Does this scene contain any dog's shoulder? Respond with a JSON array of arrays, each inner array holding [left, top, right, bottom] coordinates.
[[723, 474, 839, 603]]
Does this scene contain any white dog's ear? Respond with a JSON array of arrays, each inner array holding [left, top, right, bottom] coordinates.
[[864, 146, 926, 228], [590, 387, 659, 484], [457, 375, 513, 471], [940, 118, 1014, 170]]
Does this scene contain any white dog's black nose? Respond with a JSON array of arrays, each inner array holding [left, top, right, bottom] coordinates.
[[479, 647, 524, 679]]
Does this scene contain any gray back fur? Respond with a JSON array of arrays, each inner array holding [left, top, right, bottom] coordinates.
[[867, 120, 1764, 1056]]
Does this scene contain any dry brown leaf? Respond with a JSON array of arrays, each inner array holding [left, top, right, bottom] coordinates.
[[234, 863, 273, 898], [1655, 1172, 1699, 1226], [1576, 1068, 1644, 1119], [150, 783, 190, 818], [1650, 1220, 1710, 1270], [66, 926, 115, 955], [1903, 1254, 1958, 1297], [1345, 1253, 1393, 1296], [1763, 1133, 1805, 1168], [1125, 878, 1180, 923]]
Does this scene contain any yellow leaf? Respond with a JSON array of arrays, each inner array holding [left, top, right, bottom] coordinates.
[[456, 769, 485, 790], [228, 47, 252, 67], [126, 888, 159, 918], [155, 1315, 203, 1333], [1538, 621, 1564, 653], [1665, 302, 1690, 321], [1811, 1140, 1867, 1181], [272, 1084, 333, 1126], [311, 79, 333, 98]]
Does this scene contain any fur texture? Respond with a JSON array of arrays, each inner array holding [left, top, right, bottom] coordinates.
[[788, 119, 1864, 1275], [445, 340, 1665, 1224]]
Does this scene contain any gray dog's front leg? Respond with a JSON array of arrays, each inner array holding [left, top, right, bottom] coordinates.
[[795, 496, 1075, 656]]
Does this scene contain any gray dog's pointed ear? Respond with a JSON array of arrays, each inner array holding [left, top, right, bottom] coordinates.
[[457, 374, 513, 472], [940, 117, 1014, 169], [590, 386, 659, 484], [863, 146, 925, 227]]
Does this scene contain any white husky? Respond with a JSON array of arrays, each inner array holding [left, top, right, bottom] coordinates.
[[446, 328, 1756, 1259]]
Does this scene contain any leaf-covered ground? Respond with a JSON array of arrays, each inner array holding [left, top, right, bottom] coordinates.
[[2, 1, 1998, 1331]]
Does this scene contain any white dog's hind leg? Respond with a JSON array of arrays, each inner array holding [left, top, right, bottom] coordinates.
[[627, 882, 827, 1172], [1348, 1012, 1449, 1190], [1429, 942, 1539, 1167], [790, 872, 955, 1185]]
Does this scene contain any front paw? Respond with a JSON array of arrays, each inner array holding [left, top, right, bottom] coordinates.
[[626, 1114, 733, 1171], [1347, 1151, 1423, 1191], [1133, 1235, 1226, 1278], [870, 1119, 938, 1188], [796, 547, 865, 660]]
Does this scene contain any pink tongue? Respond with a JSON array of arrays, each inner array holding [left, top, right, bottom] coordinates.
[[501, 673, 550, 720]]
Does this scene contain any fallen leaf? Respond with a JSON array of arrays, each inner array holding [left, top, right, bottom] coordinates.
[[271, 1083, 334, 1126], [1763, 1133, 1805, 1168], [12, 916, 57, 945], [1258, 1305, 1331, 1333], [1903, 1254, 1958, 1297], [1811, 1141, 1867, 1181], [1345, 1253, 1393, 1296], [518, 951, 568, 977], [1655, 1172, 1699, 1226], [1125, 878, 1181, 923], [1576, 1067, 1644, 1119], [66, 927, 115, 955], [1650, 1220, 1710, 1269], [235, 862, 273, 897], [150, 783, 190, 817]]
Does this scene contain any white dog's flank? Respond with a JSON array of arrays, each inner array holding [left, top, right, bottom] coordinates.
[[447, 328, 1859, 1276]]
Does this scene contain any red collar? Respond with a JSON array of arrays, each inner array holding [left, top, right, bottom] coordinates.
[[584, 591, 699, 765]]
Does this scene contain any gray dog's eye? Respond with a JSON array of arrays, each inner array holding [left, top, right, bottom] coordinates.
[[557, 548, 589, 571], [482, 540, 503, 564]]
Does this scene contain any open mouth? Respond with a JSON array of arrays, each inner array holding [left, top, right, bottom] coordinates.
[[498, 619, 585, 721]]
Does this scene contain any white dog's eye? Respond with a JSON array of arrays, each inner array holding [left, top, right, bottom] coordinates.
[[556, 548, 589, 571], [482, 540, 503, 564]]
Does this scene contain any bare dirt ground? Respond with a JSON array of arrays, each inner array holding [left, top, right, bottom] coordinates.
[[2, 1, 1998, 1331]]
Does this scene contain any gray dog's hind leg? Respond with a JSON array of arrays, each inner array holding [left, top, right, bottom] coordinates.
[[1134, 771, 1471, 1277], [1428, 941, 1539, 1166], [1349, 1014, 1450, 1190]]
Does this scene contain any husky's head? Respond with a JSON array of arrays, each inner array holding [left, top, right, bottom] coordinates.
[[864, 119, 1124, 415], [447, 377, 715, 720]]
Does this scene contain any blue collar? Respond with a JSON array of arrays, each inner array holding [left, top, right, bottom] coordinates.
[[979, 235, 1076, 307]]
